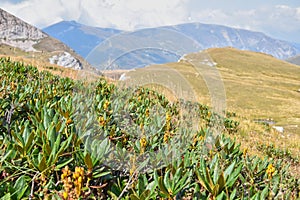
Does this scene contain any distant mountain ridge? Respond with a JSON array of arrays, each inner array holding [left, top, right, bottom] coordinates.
[[286, 54, 300, 65], [43, 21, 300, 69], [43, 20, 121, 57], [166, 23, 299, 60], [0, 8, 92, 70]]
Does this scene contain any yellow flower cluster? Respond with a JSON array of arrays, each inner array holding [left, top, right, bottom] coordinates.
[[61, 166, 72, 199], [243, 148, 248, 158], [207, 111, 211, 118], [10, 82, 16, 90], [103, 100, 110, 110], [266, 164, 276, 178], [99, 116, 106, 127], [192, 133, 204, 147], [164, 112, 172, 143], [60, 166, 85, 199], [73, 167, 85, 197], [166, 112, 172, 122], [145, 108, 150, 117], [140, 137, 147, 154], [130, 155, 136, 176]]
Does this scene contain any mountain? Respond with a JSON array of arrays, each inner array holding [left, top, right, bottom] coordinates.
[[43, 21, 300, 69], [43, 20, 121, 57], [167, 23, 299, 59], [286, 55, 300, 65], [286, 42, 300, 65], [0, 8, 92, 70]]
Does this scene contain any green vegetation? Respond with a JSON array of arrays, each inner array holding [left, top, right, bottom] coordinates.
[[0, 57, 299, 199]]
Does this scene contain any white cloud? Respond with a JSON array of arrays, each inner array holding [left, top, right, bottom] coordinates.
[[77, 0, 190, 30], [0, 0, 189, 30], [1, 1, 300, 42], [188, 4, 300, 42]]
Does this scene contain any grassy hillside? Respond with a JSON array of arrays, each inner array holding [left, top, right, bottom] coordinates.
[[0, 48, 99, 81], [207, 48, 300, 126], [1, 57, 299, 199], [126, 47, 300, 159]]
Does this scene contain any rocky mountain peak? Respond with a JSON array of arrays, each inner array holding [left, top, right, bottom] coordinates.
[[0, 8, 48, 51], [0, 8, 47, 40]]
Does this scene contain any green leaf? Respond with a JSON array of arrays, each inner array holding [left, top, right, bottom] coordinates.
[[217, 172, 225, 192], [163, 170, 171, 193], [224, 161, 236, 179], [14, 176, 29, 199], [43, 106, 50, 129], [212, 184, 219, 196], [137, 176, 146, 196], [226, 163, 242, 188], [213, 161, 221, 184], [107, 191, 118, 200], [261, 186, 269, 199], [158, 176, 169, 197], [55, 158, 74, 171], [129, 194, 140, 200], [174, 170, 191, 194], [140, 190, 151, 200], [209, 154, 218, 170], [198, 158, 214, 193], [230, 188, 237, 200], [250, 192, 260, 200], [84, 152, 93, 169], [216, 191, 226, 200], [92, 170, 111, 179], [0, 193, 11, 200], [172, 167, 182, 189], [57, 132, 73, 156], [46, 124, 56, 147], [24, 130, 35, 154], [38, 155, 47, 172]]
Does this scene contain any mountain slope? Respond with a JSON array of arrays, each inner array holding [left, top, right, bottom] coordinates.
[[286, 54, 300, 65], [167, 23, 299, 59], [43, 20, 121, 57], [0, 8, 92, 70], [124, 47, 300, 135], [43, 21, 300, 69]]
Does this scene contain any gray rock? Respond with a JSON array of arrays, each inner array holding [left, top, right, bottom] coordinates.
[[0, 8, 47, 51], [49, 52, 83, 70]]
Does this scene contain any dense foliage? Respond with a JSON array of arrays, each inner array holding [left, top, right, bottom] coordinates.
[[0, 58, 299, 199]]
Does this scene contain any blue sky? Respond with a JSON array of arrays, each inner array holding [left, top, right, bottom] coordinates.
[[0, 0, 299, 43]]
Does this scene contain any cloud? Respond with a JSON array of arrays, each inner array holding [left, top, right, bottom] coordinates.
[[188, 4, 300, 42], [1, 0, 300, 42], [0, 0, 190, 30], [76, 0, 190, 30]]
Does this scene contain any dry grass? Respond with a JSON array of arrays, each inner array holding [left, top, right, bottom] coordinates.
[[0, 54, 99, 81], [207, 48, 300, 128], [124, 47, 300, 165]]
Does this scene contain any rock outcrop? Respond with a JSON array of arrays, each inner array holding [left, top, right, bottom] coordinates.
[[0, 8, 88, 70], [0, 8, 47, 51], [49, 52, 82, 70]]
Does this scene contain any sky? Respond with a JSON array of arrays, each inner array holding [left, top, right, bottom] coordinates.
[[0, 0, 300, 43]]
